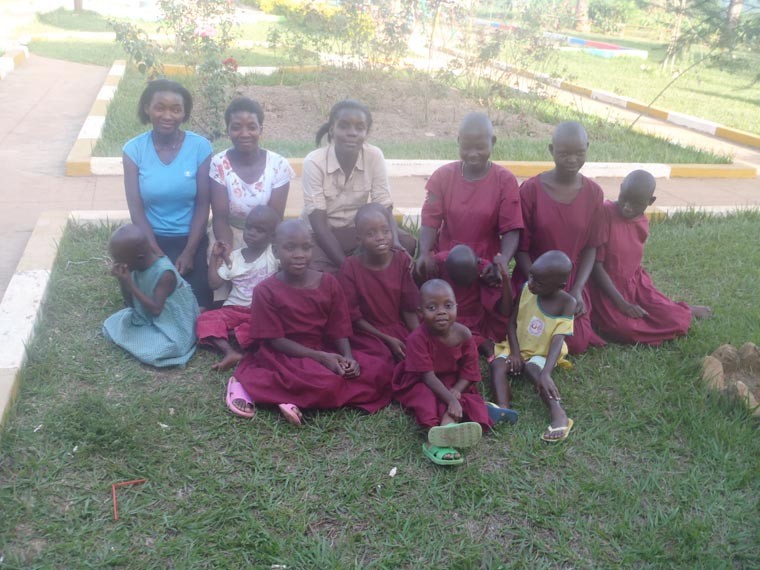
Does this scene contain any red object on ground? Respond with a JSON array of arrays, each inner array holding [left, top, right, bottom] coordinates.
[[111, 479, 147, 521]]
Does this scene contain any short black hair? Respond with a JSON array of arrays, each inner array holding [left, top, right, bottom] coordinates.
[[137, 79, 193, 124], [224, 97, 265, 127], [315, 99, 373, 146]]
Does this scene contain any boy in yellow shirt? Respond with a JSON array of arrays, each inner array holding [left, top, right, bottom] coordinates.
[[492, 250, 576, 442]]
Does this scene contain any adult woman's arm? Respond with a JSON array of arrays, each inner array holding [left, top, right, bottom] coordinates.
[[123, 153, 162, 255], [569, 246, 596, 316], [309, 210, 347, 267], [210, 178, 234, 248], [414, 225, 439, 280], [176, 155, 212, 275], [268, 182, 290, 220]]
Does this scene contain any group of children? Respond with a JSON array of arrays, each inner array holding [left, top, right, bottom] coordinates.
[[103, 112, 711, 466]]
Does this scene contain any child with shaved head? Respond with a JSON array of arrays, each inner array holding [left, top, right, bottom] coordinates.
[[493, 250, 576, 442], [416, 111, 523, 283], [513, 120, 606, 355], [103, 223, 200, 367], [589, 170, 711, 344]]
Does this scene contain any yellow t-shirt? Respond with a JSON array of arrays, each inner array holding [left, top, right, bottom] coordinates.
[[495, 284, 573, 369]]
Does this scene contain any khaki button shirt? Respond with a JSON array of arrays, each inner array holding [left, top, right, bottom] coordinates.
[[301, 143, 393, 230]]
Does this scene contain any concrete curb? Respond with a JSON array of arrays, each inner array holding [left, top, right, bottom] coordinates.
[[67, 61, 757, 179], [65, 60, 127, 176], [470, 51, 760, 151], [0, 46, 29, 80]]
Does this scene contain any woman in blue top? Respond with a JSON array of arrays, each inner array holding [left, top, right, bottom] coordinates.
[[123, 79, 214, 308]]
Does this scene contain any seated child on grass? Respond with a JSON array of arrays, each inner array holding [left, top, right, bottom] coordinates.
[[103, 224, 199, 368], [338, 203, 419, 361], [589, 170, 711, 345], [229, 220, 394, 424], [433, 245, 517, 419], [392, 279, 514, 467], [196, 205, 279, 371], [492, 250, 576, 443]]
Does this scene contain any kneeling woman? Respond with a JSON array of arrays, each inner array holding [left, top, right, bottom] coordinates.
[[123, 79, 214, 308], [229, 220, 395, 424]]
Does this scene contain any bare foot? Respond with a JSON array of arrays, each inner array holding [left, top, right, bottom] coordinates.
[[690, 305, 712, 320], [212, 350, 242, 371]]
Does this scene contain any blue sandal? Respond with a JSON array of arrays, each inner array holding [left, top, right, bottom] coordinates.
[[486, 401, 519, 425]]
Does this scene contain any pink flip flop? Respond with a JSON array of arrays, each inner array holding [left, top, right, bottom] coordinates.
[[225, 377, 254, 419], [278, 403, 303, 426]]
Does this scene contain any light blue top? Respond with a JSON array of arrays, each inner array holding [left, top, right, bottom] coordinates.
[[123, 130, 213, 236]]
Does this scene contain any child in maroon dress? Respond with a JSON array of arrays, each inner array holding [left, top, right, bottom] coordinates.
[[230, 220, 394, 425], [513, 121, 606, 355], [589, 170, 711, 344], [416, 112, 523, 282], [393, 279, 511, 466], [338, 204, 419, 361]]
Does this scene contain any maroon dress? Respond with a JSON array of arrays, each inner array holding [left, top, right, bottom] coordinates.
[[421, 162, 523, 260], [392, 325, 493, 430], [337, 249, 419, 359], [233, 273, 393, 413], [589, 201, 691, 345], [434, 251, 509, 349], [513, 175, 607, 354]]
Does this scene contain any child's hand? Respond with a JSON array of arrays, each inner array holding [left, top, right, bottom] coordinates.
[[450, 388, 462, 401], [111, 262, 131, 283], [340, 357, 361, 379], [536, 373, 561, 402], [619, 301, 649, 319], [414, 252, 438, 281], [480, 262, 502, 287], [493, 253, 511, 281], [572, 292, 587, 316], [384, 336, 406, 361], [505, 354, 524, 375], [446, 398, 463, 421], [212, 241, 233, 268], [318, 352, 346, 376]]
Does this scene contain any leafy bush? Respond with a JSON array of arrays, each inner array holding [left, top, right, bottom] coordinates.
[[589, 0, 636, 33]]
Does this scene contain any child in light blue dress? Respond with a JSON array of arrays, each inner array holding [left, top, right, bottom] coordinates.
[[103, 224, 199, 367]]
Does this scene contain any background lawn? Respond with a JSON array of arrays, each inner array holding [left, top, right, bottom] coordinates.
[[0, 213, 758, 567]]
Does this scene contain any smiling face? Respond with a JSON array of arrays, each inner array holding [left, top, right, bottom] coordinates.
[[228, 110, 262, 154], [549, 135, 587, 177], [356, 208, 392, 257], [273, 221, 312, 277], [330, 108, 369, 153], [419, 280, 458, 335], [145, 91, 185, 136], [458, 131, 494, 173]]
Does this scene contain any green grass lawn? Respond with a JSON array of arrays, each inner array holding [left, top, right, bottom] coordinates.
[[525, 34, 760, 135], [1, 214, 759, 567], [94, 66, 729, 163]]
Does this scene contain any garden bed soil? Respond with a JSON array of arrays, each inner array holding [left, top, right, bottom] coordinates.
[[232, 71, 554, 143]]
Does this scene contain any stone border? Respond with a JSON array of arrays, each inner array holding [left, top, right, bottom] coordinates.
[[0, 46, 29, 80], [66, 60, 757, 179], [65, 60, 127, 176]]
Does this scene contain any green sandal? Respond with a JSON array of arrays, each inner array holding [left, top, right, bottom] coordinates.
[[422, 443, 463, 466], [428, 422, 482, 449]]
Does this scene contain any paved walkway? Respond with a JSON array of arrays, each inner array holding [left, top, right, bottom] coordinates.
[[0, 53, 759, 299]]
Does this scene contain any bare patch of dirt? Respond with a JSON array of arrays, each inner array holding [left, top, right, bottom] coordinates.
[[235, 70, 554, 143]]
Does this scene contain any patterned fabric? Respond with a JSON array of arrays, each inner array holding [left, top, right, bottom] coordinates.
[[210, 149, 294, 228], [217, 245, 278, 307], [103, 256, 200, 367]]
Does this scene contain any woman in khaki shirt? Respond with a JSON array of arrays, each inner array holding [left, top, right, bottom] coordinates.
[[301, 100, 416, 273]]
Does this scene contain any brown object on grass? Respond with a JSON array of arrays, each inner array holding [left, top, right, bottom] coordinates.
[[703, 343, 760, 417], [738, 342, 760, 373], [711, 344, 741, 373]]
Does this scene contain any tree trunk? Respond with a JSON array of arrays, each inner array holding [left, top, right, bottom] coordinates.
[[722, 0, 743, 46], [74, 0, 83, 11], [575, 0, 590, 32]]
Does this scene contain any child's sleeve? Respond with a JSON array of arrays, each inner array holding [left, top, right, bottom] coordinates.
[[498, 170, 524, 235], [248, 282, 285, 340], [517, 179, 537, 252], [403, 331, 434, 373], [324, 275, 355, 340], [336, 261, 363, 322], [420, 167, 446, 230], [458, 338, 482, 382], [553, 317, 574, 338]]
